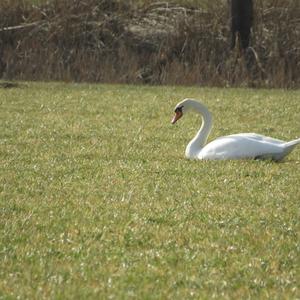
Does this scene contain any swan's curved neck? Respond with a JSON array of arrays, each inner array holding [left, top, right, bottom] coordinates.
[[185, 101, 213, 159]]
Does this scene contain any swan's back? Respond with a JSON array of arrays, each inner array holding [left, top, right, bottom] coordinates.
[[221, 133, 284, 145]]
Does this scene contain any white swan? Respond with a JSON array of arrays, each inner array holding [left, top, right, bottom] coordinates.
[[171, 99, 300, 161]]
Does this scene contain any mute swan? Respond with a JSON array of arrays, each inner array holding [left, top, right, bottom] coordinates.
[[171, 99, 300, 161]]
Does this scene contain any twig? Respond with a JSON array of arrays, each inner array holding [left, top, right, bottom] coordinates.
[[0, 21, 44, 32]]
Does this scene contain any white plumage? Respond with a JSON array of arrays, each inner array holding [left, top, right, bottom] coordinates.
[[172, 99, 300, 161]]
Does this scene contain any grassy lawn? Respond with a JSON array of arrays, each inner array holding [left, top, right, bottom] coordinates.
[[0, 82, 299, 299]]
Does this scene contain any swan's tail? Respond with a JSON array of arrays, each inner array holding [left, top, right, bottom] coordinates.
[[283, 138, 300, 148], [279, 138, 300, 160]]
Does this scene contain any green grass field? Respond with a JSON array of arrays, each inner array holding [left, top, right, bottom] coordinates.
[[0, 82, 299, 299]]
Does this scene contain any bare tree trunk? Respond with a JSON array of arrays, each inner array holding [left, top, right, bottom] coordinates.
[[230, 0, 253, 51]]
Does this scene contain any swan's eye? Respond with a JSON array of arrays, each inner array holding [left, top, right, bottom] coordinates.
[[175, 106, 183, 113]]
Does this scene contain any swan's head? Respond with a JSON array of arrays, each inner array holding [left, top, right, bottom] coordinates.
[[171, 99, 196, 124]]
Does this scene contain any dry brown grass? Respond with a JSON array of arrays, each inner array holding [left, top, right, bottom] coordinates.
[[0, 0, 299, 87]]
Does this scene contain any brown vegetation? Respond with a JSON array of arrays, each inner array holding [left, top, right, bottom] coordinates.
[[0, 0, 299, 87]]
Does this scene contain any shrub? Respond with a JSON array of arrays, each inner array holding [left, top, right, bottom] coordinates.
[[0, 0, 299, 87]]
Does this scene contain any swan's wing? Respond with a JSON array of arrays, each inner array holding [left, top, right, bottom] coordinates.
[[219, 133, 285, 145], [200, 134, 284, 160]]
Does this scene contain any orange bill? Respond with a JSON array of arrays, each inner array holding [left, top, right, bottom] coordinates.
[[171, 111, 183, 124]]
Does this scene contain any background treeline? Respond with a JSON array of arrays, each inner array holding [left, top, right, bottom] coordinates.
[[0, 0, 299, 88]]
